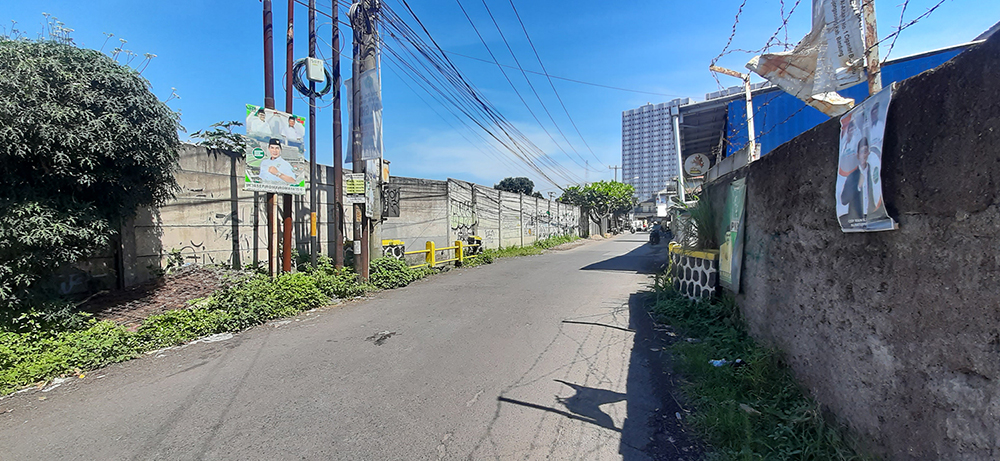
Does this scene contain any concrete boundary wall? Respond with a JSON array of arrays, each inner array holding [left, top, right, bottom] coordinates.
[[473, 185, 501, 249], [499, 191, 523, 248], [703, 35, 1000, 460], [106, 155, 586, 286]]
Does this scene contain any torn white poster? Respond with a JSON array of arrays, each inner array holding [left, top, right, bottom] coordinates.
[[746, 0, 866, 116]]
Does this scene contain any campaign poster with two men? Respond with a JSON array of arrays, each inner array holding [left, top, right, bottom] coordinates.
[[835, 85, 898, 232], [243, 104, 308, 196]]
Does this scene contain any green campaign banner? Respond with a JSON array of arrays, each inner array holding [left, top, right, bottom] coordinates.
[[719, 177, 747, 292], [243, 104, 307, 196]]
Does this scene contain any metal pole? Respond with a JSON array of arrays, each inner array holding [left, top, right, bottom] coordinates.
[[743, 74, 757, 162], [308, 0, 318, 268], [263, 0, 278, 278], [671, 104, 686, 203], [263, 0, 275, 110], [332, 3, 345, 269], [286, 0, 294, 112], [281, 0, 294, 273], [710, 65, 757, 163], [862, 0, 882, 95]]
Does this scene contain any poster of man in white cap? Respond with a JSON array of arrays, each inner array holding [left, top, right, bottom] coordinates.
[[243, 104, 307, 195], [835, 85, 897, 232]]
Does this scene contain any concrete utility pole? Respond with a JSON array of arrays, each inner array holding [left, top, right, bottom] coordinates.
[[332, 3, 345, 269], [349, 0, 378, 279], [710, 65, 757, 163], [608, 165, 620, 182], [861, 0, 882, 96]]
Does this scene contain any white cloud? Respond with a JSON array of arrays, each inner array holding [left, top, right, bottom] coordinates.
[[386, 120, 614, 191]]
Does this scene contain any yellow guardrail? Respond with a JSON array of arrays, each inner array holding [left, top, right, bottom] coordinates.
[[404, 239, 482, 269]]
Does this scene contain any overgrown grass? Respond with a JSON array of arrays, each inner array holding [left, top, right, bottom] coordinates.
[[650, 276, 875, 460], [0, 235, 566, 396], [0, 258, 401, 396], [466, 234, 580, 266]]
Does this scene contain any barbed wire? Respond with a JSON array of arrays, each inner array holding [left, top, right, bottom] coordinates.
[[710, 0, 803, 90], [878, 0, 948, 64], [709, 0, 953, 157]]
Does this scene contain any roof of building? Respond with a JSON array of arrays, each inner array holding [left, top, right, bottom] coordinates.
[[672, 38, 985, 174]]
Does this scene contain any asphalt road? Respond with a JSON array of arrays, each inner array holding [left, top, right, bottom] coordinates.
[[0, 234, 701, 460]]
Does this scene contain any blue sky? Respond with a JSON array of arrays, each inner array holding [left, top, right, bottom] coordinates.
[[4, 0, 997, 193]]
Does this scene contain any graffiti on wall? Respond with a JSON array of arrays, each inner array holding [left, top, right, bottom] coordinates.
[[525, 212, 537, 236], [450, 199, 478, 241], [481, 229, 498, 247]]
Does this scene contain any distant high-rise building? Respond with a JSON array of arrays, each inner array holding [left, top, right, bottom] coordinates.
[[621, 99, 689, 202]]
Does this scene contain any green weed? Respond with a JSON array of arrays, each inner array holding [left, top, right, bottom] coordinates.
[[468, 234, 580, 264], [369, 257, 427, 289], [207, 273, 327, 331], [651, 289, 876, 460], [0, 321, 136, 395], [0, 272, 333, 396]]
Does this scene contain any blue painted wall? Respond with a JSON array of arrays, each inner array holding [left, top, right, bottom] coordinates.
[[725, 45, 968, 157]]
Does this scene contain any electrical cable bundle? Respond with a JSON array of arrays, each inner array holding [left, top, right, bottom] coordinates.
[[292, 58, 333, 98]]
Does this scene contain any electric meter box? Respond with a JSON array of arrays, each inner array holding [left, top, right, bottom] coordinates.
[[306, 57, 325, 83]]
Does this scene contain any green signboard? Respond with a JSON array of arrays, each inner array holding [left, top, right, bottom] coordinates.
[[719, 178, 747, 292]]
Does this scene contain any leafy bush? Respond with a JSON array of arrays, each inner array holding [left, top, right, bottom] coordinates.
[[0, 321, 136, 395], [534, 234, 579, 249], [464, 251, 494, 267], [670, 195, 719, 251], [133, 308, 229, 349], [0, 38, 180, 322], [369, 257, 424, 290], [208, 273, 327, 330], [312, 267, 374, 298], [1, 271, 333, 395], [463, 234, 579, 267]]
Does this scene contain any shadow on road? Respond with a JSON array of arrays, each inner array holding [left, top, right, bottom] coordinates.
[[492, 235, 702, 459], [621, 292, 703, 460], [579, 239, 670, 275], [498, 386, 625, 433]]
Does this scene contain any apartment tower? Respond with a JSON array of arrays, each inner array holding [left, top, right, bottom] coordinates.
[[621, 99, 688, 202]]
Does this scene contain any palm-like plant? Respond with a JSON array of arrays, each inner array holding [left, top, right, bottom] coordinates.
[[669, 194, 719, 251]]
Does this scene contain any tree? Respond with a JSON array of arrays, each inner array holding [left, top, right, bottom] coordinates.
[[0, 38, 181, 325], [559, 181, 636, 235], [191, 121, 248, 153], [494, 177, 535, 196]]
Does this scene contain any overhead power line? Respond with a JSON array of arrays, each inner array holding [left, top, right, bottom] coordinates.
[[381, 5, 570, 187], [378, 0, 585, 189], [476, 0, 600, 174], [506, 0, 604, 166], [443, 49, 681, 97], [454, 0, 588, 179]]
